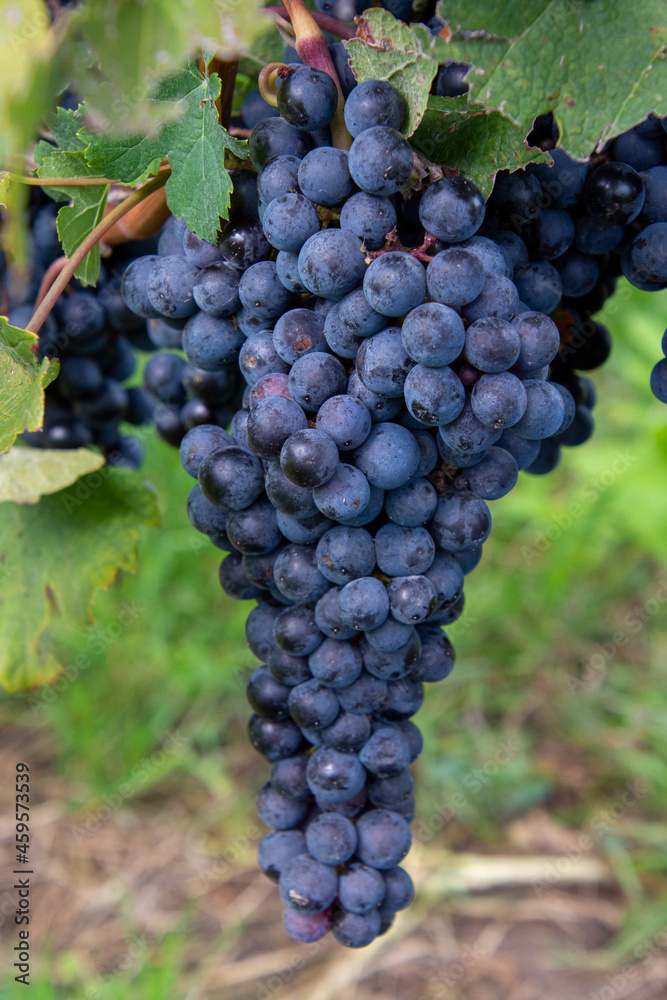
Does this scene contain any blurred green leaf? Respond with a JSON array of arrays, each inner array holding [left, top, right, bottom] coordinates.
[[0, 319, 59, 454], [64, 0, 266, 132], [0, 468, 160, 692], [0, 1, 68, 266], [0, 447, 105, 504]]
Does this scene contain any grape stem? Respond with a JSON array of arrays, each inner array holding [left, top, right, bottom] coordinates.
[[365, 228, 439, 263], [199, 55, 238, 129], [279, 0, 351, 150], [258, 63, 288, 108], [8, 174, 120, 186], [26, 170, 170, 336], [34, 256, 68, 309], [263, 4, 356, 39]]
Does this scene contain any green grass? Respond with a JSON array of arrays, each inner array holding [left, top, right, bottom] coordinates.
[[2, 280, 667, 995]]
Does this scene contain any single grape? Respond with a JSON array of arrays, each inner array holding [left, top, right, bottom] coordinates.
[[512, 380, 566, 440], [257, 154, 302, 203], [239, 330, 290, 387], [198, 445, 265, 510], [288, 678, 340, 729], [344, 79, 406, 136], [305, 746, 367, 802], [226, 496, 282, 555], [283, 907, 333, 943], [182, 229, 221, 268], [192, 260, 241, 317], [383, 478, 438, 528], [316, 525, 376, 585], [298, 147, 353, 206], [410, 625, 456, 682], [182, 313, 245, 371], [464, 316, 521, 373], [584, 161, 645, 225], [348, 127, 414, 197], [248, 714, 303, 761], [338, 577, 390, 631], [353, 423, 420, 490], [279, 853, 338, 913], [355, 809, 411, 869], [362, 252, 426, 317], [375, 524, 435, 577], [426, 248, 486, 307], [277, 66, 338, 132], [298, 229, 367, 299], [273, 544, 331, 605], [262, 193, 321, 253], [271, 753, 311, 800], [471, 372, 528, 430], [419, 177, 486, 242], [280, 427, 339, 488], [246, 396, 308, 460], [320, 711, 372, 753], [276, 509, 333, 545], [454, 446, 519, 500], [288, 352, 347, 411], [387, 575, 438, 624], [248, 117, 313, 170], [306, 813, 358, 866], [316, 394, 372, 451], [146, 255, 199, 319], [339, 192, 398, 250], [403, 364, 465, 426], [461, 273, 520, 323], [274, 607, 323, 657], [308, 636, 363, 688], [428, 490, 492, 552]]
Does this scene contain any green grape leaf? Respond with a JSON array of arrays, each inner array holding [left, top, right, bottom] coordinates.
[[412, 96, 550, 196], [0, 2, 61, 171], [437, 0, 667, 158], [0, 0, 67, 269], [0, 468, 160, 692], [51, 103, 89, 153], [0, 447, 105, 504], [436, 0, 552, 40], [83, 63, 249, 243], [34, 104, 88, 169], [37, 150, 110, 286], [0, 319, 59, 455], [343, 10, 439, 136], [160, 69, 246, 240]]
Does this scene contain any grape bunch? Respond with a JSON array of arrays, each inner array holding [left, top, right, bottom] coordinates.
[[468, 106, 667, 420], [2, 194, 156, 466], [2, 0, 666, 951], [118, 66, 633, 947]]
